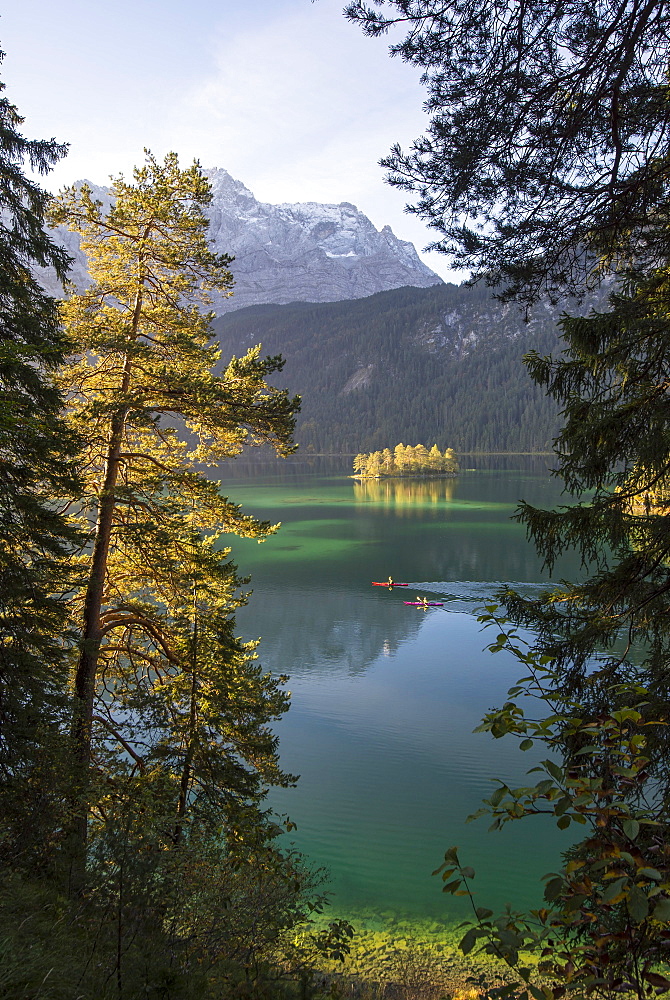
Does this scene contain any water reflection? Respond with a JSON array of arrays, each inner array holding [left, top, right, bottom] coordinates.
[[238, 578, 551, 683], [224, 459, 579, 919], [353, 476, 459, 507], [237, 587, 424, 679]]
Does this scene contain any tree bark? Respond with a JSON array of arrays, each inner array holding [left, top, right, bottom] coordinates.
[[174, 600, 199, 845], [68, 288, 142, 890]]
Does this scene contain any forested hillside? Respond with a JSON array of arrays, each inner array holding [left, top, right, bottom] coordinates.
[[213, 282, 579, 453]]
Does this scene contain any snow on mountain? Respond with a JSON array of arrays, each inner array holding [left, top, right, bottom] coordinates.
[[38, 167, 443, 313]]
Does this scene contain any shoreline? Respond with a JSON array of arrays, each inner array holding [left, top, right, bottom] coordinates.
[[351, 473, 459, 481], [301, 915, 521, 998]]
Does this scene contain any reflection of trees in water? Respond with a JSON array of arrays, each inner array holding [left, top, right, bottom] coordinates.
[[460, 453, 555, 474], [353, 477, 458, 508], [419, 531, 552, 583], [218, 455, 555, 487], [218, 455, 352, 484], [236, 588, 423, 679]]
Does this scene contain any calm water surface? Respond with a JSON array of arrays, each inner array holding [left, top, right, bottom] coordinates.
[[219, 456, 580, 928]]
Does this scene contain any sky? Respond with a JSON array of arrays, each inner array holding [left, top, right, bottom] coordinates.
[[0, 0, 461, 283]]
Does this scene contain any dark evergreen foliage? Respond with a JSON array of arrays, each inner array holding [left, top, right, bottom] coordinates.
[[505, 270, 670, 747], [346, 3, 670, 994], [0, 57, 80, 871], [213, 283, 567, 454], [456, 271, 670, 998], [345, 0, 670, 305]]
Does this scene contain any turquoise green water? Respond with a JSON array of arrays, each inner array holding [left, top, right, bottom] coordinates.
[[219, 457, 580, 928]]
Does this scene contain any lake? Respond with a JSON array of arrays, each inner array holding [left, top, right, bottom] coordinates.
[[219, 455, 581, 931]]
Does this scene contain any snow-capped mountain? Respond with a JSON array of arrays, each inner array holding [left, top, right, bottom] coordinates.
[[38, 167, 442, 313]]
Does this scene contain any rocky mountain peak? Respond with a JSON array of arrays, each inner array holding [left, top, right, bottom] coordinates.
[[38, 167, 443, 313]]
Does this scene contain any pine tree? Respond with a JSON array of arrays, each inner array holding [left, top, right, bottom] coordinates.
[[50, 152, 299, 881], [394, 443, 407, 472], [446, 270, 670, 993], [346, 0, 670, 304], [128, 532, 295, 848], [349, 3, 670, 991], [352, 452, 367, 476], [443, 447, 458, 473], [366, 450, 383, 476], [381, 447, 394, 474], [0, 56, 81, 870], [491, 272, 670, 992], [414, 444, 430, 470], [506, 268, 670, 745]]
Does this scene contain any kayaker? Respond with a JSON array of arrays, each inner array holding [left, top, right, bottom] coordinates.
[[387, 575, 394, 587]]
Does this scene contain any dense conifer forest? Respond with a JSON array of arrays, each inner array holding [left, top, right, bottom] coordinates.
[[213, 283, 569, 454]]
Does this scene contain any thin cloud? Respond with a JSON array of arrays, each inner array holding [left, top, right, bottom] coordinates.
[[164, 5, 438, 232]]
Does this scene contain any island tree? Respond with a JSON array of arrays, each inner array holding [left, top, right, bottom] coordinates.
[[354, 442, 458, 477]]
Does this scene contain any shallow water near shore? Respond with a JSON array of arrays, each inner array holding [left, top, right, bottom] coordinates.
[[220, 455, 581, 932]]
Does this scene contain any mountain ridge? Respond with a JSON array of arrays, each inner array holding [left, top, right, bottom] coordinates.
[[33, 168, 591, 455], [36, 167, 443, 312]]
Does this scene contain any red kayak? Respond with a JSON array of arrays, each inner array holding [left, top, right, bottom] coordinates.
[[404, 601, 443, 606], [372, 581, 409, 587]]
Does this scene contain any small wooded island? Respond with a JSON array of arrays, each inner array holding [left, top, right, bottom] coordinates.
[[352, 443, 459, 478]]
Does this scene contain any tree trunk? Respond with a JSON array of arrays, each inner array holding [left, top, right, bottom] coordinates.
[[68, 412, 126, 890], [174, 605, 199, 845], [68, 288, 142, 891]]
